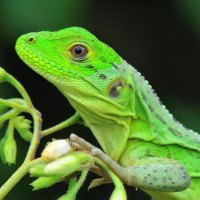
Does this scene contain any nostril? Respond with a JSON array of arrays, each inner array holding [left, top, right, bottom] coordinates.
[[28, 36, 35, 44]]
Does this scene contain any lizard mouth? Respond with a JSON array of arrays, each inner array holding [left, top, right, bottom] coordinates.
[[15, 37, 79, 84]]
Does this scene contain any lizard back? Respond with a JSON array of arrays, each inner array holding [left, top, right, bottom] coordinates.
[[123, 60, 200, 151]]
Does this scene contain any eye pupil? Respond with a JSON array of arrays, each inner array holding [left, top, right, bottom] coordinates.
[[70, 45, 88, 61], [74, 46, 83, 55], [28, 36, 35, 43]]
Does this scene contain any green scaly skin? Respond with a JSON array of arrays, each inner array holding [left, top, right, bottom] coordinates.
[[15, 27, 200, 200]]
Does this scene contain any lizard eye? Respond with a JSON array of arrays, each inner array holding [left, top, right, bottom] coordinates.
[[27, 36, 36, 44], [69, 45, 88, 61]]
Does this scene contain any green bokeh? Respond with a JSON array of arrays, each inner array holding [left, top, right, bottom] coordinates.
[[174, 0, 200, 37], [0, 1, 92, 199], [1, 1, 200, 200], [0, 0, 92, 37]]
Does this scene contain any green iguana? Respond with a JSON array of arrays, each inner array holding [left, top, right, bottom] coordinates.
[[15, 27, 200, 200]]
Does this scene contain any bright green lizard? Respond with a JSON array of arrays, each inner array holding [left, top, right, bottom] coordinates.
[[15, 27, 200, 200]]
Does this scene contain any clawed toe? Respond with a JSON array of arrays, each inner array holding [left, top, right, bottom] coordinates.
[[69, 133, 96, 152]]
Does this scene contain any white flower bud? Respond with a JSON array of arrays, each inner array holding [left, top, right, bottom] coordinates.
[[41, 139, 72, 161]]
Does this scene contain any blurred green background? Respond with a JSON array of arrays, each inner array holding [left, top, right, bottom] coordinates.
[[1, 0, 200, 199]]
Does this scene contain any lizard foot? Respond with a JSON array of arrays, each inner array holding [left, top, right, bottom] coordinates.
[[70, 133, 96, 153], [70, 133, 111, 182]]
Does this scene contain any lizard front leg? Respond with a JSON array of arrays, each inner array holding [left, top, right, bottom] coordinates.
[[70, 134, 191, 192], [70, 134, 112, 188]]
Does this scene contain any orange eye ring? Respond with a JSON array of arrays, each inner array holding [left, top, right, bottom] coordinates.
[[69, 45, 88, 61]]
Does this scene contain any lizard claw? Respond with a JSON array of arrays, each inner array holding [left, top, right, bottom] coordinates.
[[91, 148, 102, 157], [88, 178, 111, 190], [70, 133, 96, 152], [70, 133, 112, 182]]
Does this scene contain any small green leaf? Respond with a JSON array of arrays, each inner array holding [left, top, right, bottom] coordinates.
[[29, 163, 46, 177], [30, 152, 93, 178], [3, 135, 17, 165], [0, 68, 7, 83], [15, 116, 32, 142], [31, 176, 62, 190], [43, 152, 93, 177], [4, 137, 17, 165], [0, 119, 17, 165], [1, 133, 17, 165], [46, 155, 79, 176]]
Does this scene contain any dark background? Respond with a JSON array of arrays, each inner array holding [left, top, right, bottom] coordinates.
[[1, 0, 200, 199]]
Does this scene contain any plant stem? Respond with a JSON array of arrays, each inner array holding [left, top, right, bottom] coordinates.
[[5, 73, 32, 107], [0, 164, 29, 200], [58, 170, 88, 200], [0, 106, 42, 199], [0, 109, 19, 125], [0, 158, 42, 200], [24, 109, 42, 162], [0, 98, 25, 110], [95, 158, 127, 200], [41, 113, 81, 137], [0, 108, 80, 199], [0, 70, 83, 199]]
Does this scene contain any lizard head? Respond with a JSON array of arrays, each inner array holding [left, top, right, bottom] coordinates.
[[16, 27, 135, 159], [15, 27, 121, 82], [15, 27, 134, 113]]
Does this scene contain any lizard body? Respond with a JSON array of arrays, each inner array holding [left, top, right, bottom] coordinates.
[[15, 27, 200, 199]]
